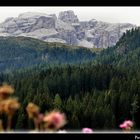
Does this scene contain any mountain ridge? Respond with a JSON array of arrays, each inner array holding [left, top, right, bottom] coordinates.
[[0, 10, 136, 48], [0, 36, 96, 72], [93, 27, 140, 68]]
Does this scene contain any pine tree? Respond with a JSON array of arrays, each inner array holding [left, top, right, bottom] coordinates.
[[131, 94, 139, 127], [53, 94, 62, 109]]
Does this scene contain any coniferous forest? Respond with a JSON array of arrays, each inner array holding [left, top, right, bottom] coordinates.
[[0, 27, 140, 131]]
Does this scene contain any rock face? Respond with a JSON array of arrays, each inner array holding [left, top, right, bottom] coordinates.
[[58, 10, 79, 23], [0, 11, 136, 48]]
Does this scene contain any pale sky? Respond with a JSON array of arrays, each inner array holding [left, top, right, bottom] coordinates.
[[0, 7, 140, 26]]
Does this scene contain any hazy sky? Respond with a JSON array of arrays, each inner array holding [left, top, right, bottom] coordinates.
[[0, 7, 140, 26]]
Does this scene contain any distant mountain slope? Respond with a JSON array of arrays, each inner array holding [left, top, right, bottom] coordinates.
[[94, 27, 140, 68], [0, 11, 136, 48], [0, 36, 96, 72]]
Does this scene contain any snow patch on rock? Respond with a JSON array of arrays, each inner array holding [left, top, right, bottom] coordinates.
[[78, 39, 94, 48], [44, 38, 66, 43]]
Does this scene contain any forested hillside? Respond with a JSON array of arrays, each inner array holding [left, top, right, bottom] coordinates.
[[94, 27, 140, 69], [0, 63, 139, 130], [0, 36, 96, 71]]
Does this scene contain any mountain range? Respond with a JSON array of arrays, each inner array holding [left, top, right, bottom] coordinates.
[[0, 10, 136, 48]]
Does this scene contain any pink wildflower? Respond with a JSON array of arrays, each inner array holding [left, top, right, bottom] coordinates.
[[82, 128, 93, 133], [119, 123, 128, 129], [124, 120, 133, 127], [43, 111, 67, 130], [119, 120, 133, 130]]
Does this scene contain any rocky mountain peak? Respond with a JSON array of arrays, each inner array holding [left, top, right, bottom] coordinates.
[[58, 10, 79, 23], [18, 12, 51, 19], [0, 11, 136, 48]]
